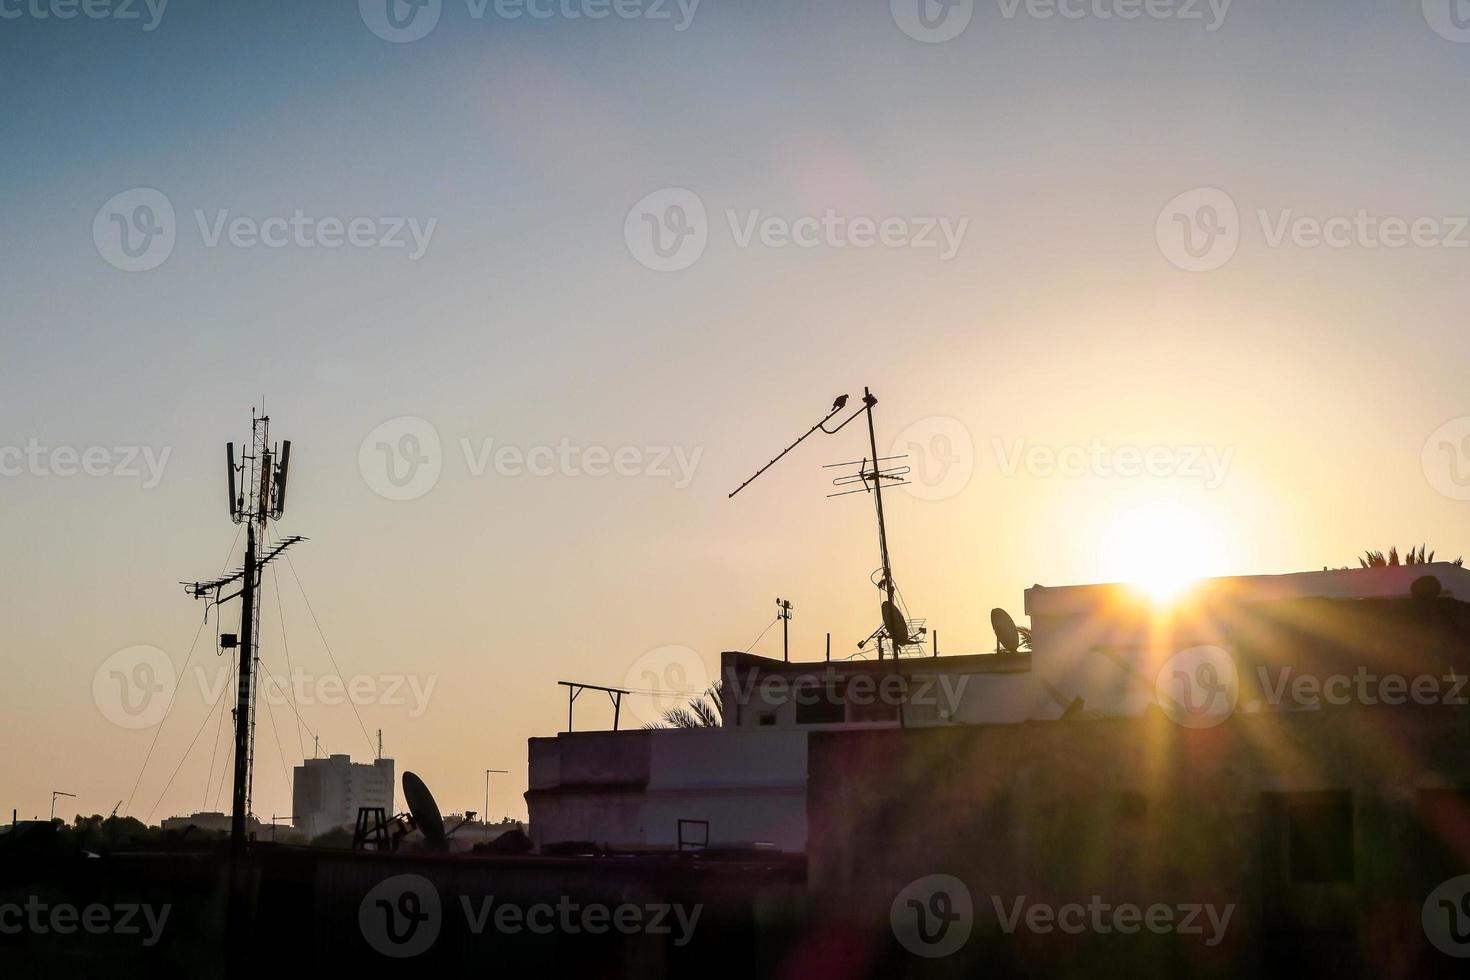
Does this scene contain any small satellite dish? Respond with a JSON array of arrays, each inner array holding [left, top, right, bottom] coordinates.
[[1411, 575, 1443, 601], [881, 599, 910, 647], [402, 771, 446, 851], [991, 608, 1021, 654]]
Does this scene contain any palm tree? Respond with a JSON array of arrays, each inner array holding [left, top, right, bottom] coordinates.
[[1358, 545, 1462, 568], [647, 680, 724, 729]]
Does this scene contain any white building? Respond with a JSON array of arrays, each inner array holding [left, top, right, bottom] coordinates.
[[527, 563, 1470, 854], [292, 754, 395, 838]]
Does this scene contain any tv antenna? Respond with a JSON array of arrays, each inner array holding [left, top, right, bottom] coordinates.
[[776, 597, 793, 662], [729, 387, 921, 659], [181, 408, 303, 855]]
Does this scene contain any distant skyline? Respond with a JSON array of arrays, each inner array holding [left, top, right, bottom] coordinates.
[[4, 0, 1470, 826]]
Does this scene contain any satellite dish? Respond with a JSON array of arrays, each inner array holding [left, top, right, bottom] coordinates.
[[1411, 575, 1444, 601], [991, 608, 1021, 654], [881, 599, 911, 647], [402, 771, 446, 851]]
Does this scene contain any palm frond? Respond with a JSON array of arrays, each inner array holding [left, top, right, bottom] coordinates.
[[653, 680, 725, 729]]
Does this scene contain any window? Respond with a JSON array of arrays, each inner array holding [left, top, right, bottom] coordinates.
[[795, 678, 846, 725], [1277, 791, 1355, 883]]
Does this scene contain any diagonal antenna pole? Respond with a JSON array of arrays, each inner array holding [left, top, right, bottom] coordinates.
[[728, 394, 858, 499], [861, 388, 895, 607]]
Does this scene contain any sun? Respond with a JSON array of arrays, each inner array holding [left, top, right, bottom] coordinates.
[[1100, 501, 1229, 605]]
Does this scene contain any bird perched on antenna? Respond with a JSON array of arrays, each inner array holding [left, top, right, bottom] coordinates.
[[831, 394, 848, 412]]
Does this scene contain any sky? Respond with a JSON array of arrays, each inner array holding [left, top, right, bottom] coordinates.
[[3, 0, 1470, 826]]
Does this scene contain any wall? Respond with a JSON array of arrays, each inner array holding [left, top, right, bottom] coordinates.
[[804, 706, 1470, 978], [527, 728, 807, 852]]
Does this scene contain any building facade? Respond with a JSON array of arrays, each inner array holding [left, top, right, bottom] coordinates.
[[292, 754, 395, 838], [526, 563, 1470, 858]]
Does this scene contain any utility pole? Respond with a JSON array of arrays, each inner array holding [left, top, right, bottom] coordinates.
[[231, 523, 257, 848], [484, 769, 507, 843], [776, 597, 793, 662], [185, 409, 300, 855], [183, 410, 303, 978]]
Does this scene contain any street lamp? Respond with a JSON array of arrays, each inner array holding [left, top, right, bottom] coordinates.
[[484, 769, 507, 843], [50, 791, 75, 822]]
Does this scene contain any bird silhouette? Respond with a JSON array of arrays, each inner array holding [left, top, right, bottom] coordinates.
[[831, 394, 849, 412]]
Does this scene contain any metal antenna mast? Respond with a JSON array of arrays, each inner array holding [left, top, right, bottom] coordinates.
[[183, 408, 301, 854], [860, 388, 895, 607], [730, 387, 921, 660]]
